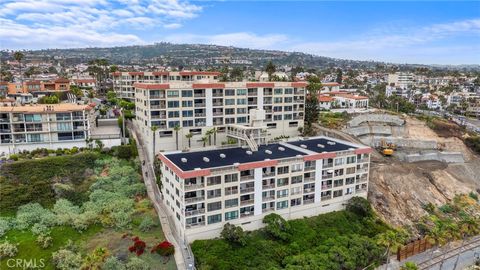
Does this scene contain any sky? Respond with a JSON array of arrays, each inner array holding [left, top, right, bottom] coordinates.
[[0, 0, 479, 65]]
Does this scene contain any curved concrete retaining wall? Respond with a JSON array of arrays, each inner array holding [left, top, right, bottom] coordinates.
[[368, 137, 438, 149], [346, 125, 406, 137], [348, 113, 405, 127], [404, 152, 464, 163]]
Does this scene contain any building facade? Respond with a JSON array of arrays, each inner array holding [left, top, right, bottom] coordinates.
[[112, 71, 221, 101], [133, 81, 306, 154], [0, 103, 94, 155], [158, 136, 371, 241]]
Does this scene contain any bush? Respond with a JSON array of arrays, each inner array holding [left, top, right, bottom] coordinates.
[[126, 257, 150, 270], [15, 203, 56, 230], [346, 197, 374, 218], [52, 249, 82, 270], [263, 213, 291, 241], [36, 234, 53, 249], [31, 222, 51, 236], [151, 241, 175, 257], [128, 237, 146, 256], [220, 223, 247, 246], [53, 199, 81, 226], [103, 256, 126, 270], [0, 218, 12, 237], [0, 241, 18, 258], [9, 154, 19, 161], [138, 216, 155, 232]]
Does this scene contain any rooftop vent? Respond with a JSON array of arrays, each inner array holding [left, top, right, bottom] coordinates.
[[233, 162, 240, 167], [278, 147, 285, 151], [181, 158, 188, 163], [203, 157, 210, 162], [327, 141, 336, 145], [265, 150, 272, 154], [246, 151, 253, 155], [317, 144, 325, 148], [296, 155, 303, 158], [300, 144, 307, 149], [220, 153, 226, 158], [348, 148, 355, 150]]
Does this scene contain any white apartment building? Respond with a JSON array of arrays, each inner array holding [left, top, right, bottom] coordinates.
[[158, 136, 371, 241], [112, 71, 221, 100], [0, 103, 94, 155], [133, 81, 306, 155], [388, 72, 414, 89]]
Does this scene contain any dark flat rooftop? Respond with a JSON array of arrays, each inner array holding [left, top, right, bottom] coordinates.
[[165, 143, 307, 171], [288, 138, 357, 153]]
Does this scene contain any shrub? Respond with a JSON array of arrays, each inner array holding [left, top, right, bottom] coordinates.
[[138, 216, 155, 232], [52, 249, 82, 270], [220, 223, 247, 246], [0, 241, 18, 258], [53, 199, 81, 225], [263, 213, 291, 241], [31, 222, 51, 236], [151, 241, 175, 256], [112, 211, 132, 229], [401, 262, 419, 270], [15, 203, 56, 230], [126, 257, 150, 270], [9, 154, 19, 161], [36, 234, 53, 249], [103, 256, 126, 270], [128, 237, 146, 256], [0, 218, 12, 237], [346, 197, 374, 218], [469, 191, 479, 201]]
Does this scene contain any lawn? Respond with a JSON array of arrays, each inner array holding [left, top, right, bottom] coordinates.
[[319, 112, 350, 129]]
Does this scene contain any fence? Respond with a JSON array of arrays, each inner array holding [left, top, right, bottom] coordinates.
[[397, 238, 434, 261]]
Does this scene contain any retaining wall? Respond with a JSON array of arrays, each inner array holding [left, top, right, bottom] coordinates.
[[346, 125, 406, 137], [367, 137, 438, 149], [348, 113, 405, 127], [404, 152, 464, 163]]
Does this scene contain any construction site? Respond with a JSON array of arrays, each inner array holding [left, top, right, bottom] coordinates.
[[315, 112, 480, 229]]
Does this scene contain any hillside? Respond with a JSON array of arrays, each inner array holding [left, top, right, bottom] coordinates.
[[1, 42, 446, 70]]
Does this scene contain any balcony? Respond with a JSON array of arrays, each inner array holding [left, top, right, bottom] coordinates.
[[358, 158, 369, 163], [323, 163, 333, 169], [304, 166, 315, 171], [321, 195, 332, 201], [151, 115, 166, 120], [262, 207, 275, 213], [213, 102, 223, 106], [149, 95, 165, 99], [194, 93, 205, 98], [322, 174, 332, 180], [194, 103, 206, 108], [184, 183, 204, 191], [356, 176, 368, 183], [356, 187, 368, 193], [262, 195, 275, 202], [150, 104, 166, 109], [186, 221, 205, 228], [185, 196, 205, 204], [262, 184, 275, 190], [185, 208, 205, 217], [240, 175, 254, 182], [321, 184, 332, 190], [356, 168, 369, 174], [304, 188, 314, 193], [240, 211, 254, 218], [213, 93, 223, 97], [304, 198, 314, 204], [0, 129, 11, 133], [262, 172, 275, 178], [240, 187, 255, 194], [304, 177, 315, 183], [213, 112, 223, 116], [240, 199, 254, 206], [194, 113, 206, 117]]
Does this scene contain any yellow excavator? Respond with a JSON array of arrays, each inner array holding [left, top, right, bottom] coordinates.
[[379, 139, 396, 156]]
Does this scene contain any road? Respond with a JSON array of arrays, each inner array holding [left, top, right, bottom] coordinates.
[[129, 122, 195, 270]]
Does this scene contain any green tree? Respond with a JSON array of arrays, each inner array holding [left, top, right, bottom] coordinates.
[[201, 136, 208, 147], [263, 213, 291, 241], [13, 51, 25, 83], [185, 132, 193, 148], [401, 262, 418, 270], [346, 196, 374, 218], [376, 230, 407, 269], [221, 223, 247, 246], [206, 129, 213, 146], [336, 68, 343, 84], [174, 124, 181, 150], [151, 126, 158, 158], [304, 76, 322, 130], [265, 61, 276, 81]]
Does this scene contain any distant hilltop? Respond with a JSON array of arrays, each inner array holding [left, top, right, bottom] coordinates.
[[1, 42, 479, 71]]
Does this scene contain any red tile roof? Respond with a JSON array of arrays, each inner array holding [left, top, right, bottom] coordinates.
[[133, 83, 170, 89]]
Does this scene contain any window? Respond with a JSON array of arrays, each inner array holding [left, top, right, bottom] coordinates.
[[277, 177, 289, 187], [57, 132, 73, 141], [333, 190, 343, 198], [182, 100, 193, 107], [225, 173, 238, 183], [225, 186, 238, 196], [277, 166, 289, 175], [207, 214, 222, 224], [347, 156, 356, 164], [57, 122, 71, 131], [25, 114, 42, 122], [225, 108, 235, 115], [168, 121, 180, 128], [225, 99, 235, 105], [237, 89, 247, 95], [27, 134, 42, 142], [335, 158, 344, 166], [285, 88, 293, 94], [207, 189, 221, 199], [168, 101, 179, 108], [182, 110, 193, 117], [207, 176, 221, 186], [207, 201, 222, 212], [284, 97, 293, 103], [237, 108, 247, 114], [273, 115, 283, 121], [345, 187, 354, 195], [225, 198, 239, 208], [274, 88, 283, 95], [225, 210, 239, 221], [237, 99, 247, 105], [56, 113, 70, 121], [168, 111, 180, 118], [277, 189, 289, 198], [334, 179, 344, 187], [274, 97, 283, 103], [167, 90, 179, 97], [346, 177, 355, 185], [276, 200, 288, 209], [225, 89, 235, 96], [346, 167, 356, 174], [291, 175, 303, 184], [291, 198, 302, 207], [237, 117, 247, 124], [181, 90, 193, 97], [291, 163, 303, 172]]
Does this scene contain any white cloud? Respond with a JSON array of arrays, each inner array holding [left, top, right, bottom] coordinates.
[[0, 0, 202, 49], [165, 32, 289, 49]]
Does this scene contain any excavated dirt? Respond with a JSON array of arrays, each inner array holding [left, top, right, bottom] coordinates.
[[367, 116, 480, 228]]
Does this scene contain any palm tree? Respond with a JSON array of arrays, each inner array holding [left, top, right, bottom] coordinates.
[[206, 129, 213, 146], [265, 61, 276, 81], [13, 51, 25, 84], [201, 136, 208, 147], [151, 126, 158, 159], [211, 127, 218, 146], [185, 132, 193, 148], [174, 124, 181, 150], [377, 230, 407, 270]]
